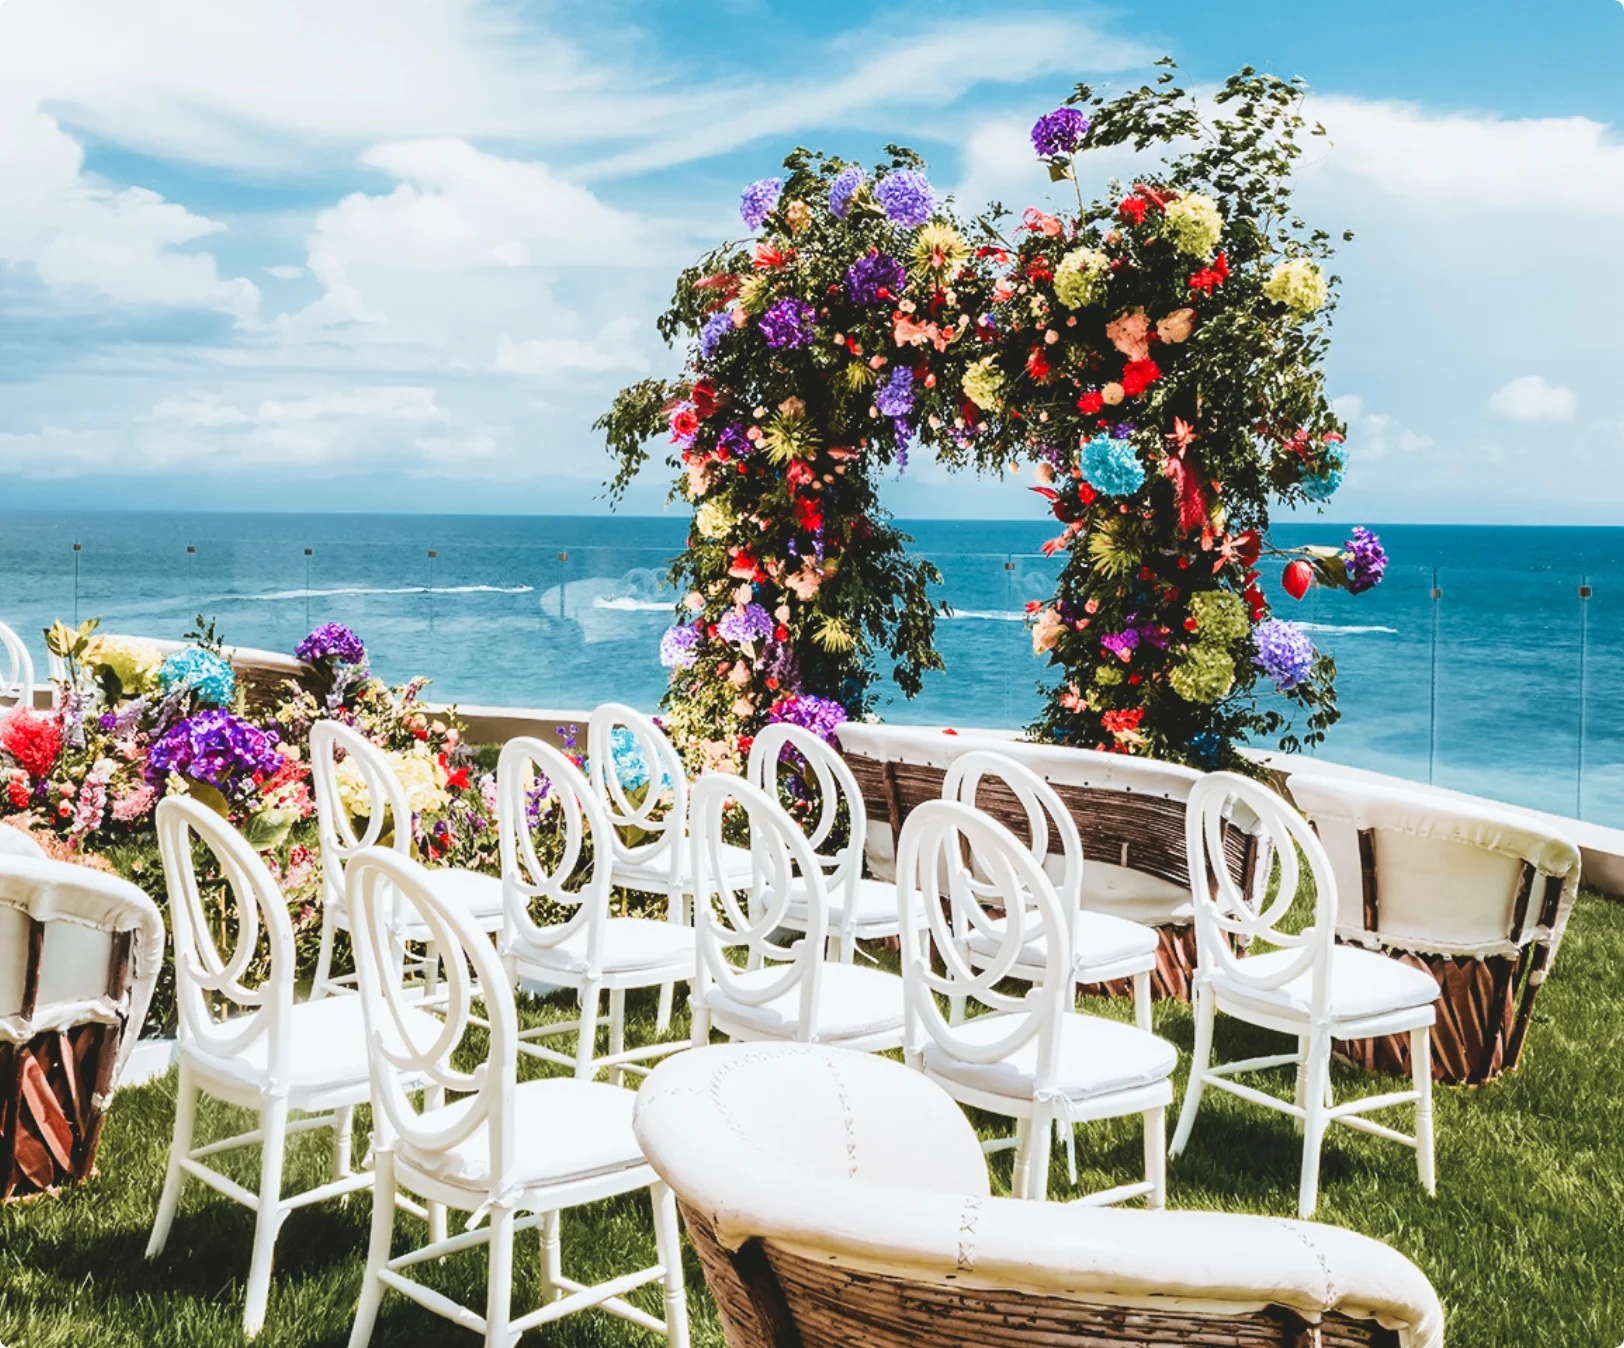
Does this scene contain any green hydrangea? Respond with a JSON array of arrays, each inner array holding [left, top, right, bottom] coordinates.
[[1188, 590, 1250, 646], [1162, 193, 1223, 258], [1093, 662, 1124, 688], [1263, 258, 1328, 316], [1169, 645, 1236, 704], [962, 358, 1005, 411], [1053, 248, 1112, 308], [694, 500, 734, 539]]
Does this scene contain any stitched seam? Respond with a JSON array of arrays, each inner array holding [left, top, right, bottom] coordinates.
[[956, 1194, 982, 1271]]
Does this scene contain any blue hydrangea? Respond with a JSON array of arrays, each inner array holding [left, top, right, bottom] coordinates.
[[874, 366, 916, 418], [1080, 433, 1145, 496], [157, 646, 236, 707], [875, 170, 934, 226], [608, 725, 670, 794], [1252, 619, 1316, 691], [1190, 731, 1222, 768], [1301, 462, 1343, 501], [828, 165, 864, 220], [699, 311, 733, 361], [739, 178, 783, 230]]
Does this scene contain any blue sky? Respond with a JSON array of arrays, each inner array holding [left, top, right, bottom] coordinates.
[[0, 0, 1620, 522]]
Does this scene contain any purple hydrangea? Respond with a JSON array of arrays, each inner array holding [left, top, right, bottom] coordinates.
[[768, 693, 848, 744], [739, 177, 783, 230], [295, 623, 367, 667], [846, 252, 907, 305], [1100, 628, 1139, 660], [1031, 107, 1091, 158], [829, 165, 864, 220], [875, 170, 934, 227], [758, 297, 816, 350], [148, 709, 283, 799], [699, 310, 734, 361], [874, 366, 917, 419], [717, 603, 775, 645], [659, 623, 703, 670], [1252, 619, 1316, 691], [1342, 527, 1387, 595], [716, 423, 752, 459]]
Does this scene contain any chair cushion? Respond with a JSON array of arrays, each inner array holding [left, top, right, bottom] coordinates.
[[965, 910, 1159, 976], [180, 994, 441, 1102], [1215, 945, 1441, 1023], [1077, 861, 1192, 925], [400, 1077, 646, 1193], [421, 866, 506, 922], [515, 917, 696, 979], [705, 962, 905, 1043], [614, 842, 753, 894], [923, 1010, 1177, 1103], [786, 876, 924, 931]]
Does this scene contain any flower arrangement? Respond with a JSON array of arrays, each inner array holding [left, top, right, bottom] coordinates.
[[598, 146, 1001, 770], [984, 62, 1387, 765]]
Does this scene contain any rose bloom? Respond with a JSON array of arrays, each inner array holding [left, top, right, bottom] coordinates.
[[1157, 308, 1196, 343], [1031, 607, 1066, 654], [670, 408, 700, 440]]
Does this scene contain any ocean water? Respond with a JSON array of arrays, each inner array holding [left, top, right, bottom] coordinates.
[[2, 511, 1621, 827]]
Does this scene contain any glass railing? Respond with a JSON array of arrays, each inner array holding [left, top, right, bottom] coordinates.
[[2, 516, 1618, 827]]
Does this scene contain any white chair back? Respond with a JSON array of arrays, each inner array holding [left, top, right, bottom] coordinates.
[[0, 824, 46, 860], [497, 736, 610, 967], [747, 723, 866, 903], [1186, 772, 1335, 1016], [309, 720, 412, 919], [588, 703, 686, 876], [895, 799, 1068, 1071], [690, 773, 829, 1038], [156, 796, 294, 1086], [942, 747, 1083, 908], [347, 847, 518, 1174], [0, 621, 35, 710]]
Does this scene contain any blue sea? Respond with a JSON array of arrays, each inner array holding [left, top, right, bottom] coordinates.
[[2, 512, 1621, 826]]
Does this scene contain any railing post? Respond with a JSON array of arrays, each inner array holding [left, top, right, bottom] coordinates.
[[72, 541, 81, 625], [557, 552, 569, 619], [303, 547, 313, 630], [1577, 576, 1591, 820], [427, 549, 438, 630], [1427, 568, 1441, 785]]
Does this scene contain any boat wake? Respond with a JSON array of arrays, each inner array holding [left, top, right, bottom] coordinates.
[[592, 597, 672, 612], [1299, 622, 1399, 635], [236, 584, 534, 601], [943, 609, 1026, 621]]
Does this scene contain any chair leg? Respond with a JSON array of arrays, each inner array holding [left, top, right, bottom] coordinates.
[[332, 1105, 354, 1181], [1010, 1117, 1032, 1199], [652, 1181, 691, 1348], [1143, 1106, 1167, 1209], [424, 1083, 447, 1246], [146, 1061, 199, 1259], [948, 993, 966, 1027], [538, 1209, 562, 1304], [311, 911, 338, 1000], [1413, 1026, 1436, 1195], [1024, 1106, 1054, 1203], [576, 980, 602, 1081], [347, 1149, 397, 1348], [1298, 1031, 1332, 1220], [484, 1205, 515, 1348], [1292, 1034, 1309, 1134], [242, 1096, 289, 1336], [655, 884, 683, 1033], [422, 940, 440, 999], [1132, 971, 1152, 1033], [690, 998, 711, 1049], [1169, 981, 1215, 1159], [608, 988, 627, 1087]]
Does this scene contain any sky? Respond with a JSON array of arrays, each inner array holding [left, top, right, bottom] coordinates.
[[0, 0, 1620, 524]]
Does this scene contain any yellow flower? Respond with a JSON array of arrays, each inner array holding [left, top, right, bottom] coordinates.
[[1263, 258, 1328, 316], [1052, 248, 1112, 308], [911, 222, 968, 279], [962, 358, 1005, 411], [335, 746, 449, 821], [83, 636, 164, 694], [1162, 193, 1223, 259], [695, 500, 733, 539]]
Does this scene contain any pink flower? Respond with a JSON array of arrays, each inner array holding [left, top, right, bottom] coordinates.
[[1105, 310, 1151, 362]]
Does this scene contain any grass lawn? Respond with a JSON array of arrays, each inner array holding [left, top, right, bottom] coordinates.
[[3, 893, 1622, 1348]]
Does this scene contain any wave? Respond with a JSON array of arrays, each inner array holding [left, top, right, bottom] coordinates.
[[944, 609, 1027, 621], [1299, 622, 1399, 635], [235, 584, 534, 601]]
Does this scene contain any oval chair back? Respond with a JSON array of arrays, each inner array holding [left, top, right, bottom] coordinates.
[[156, 796, 295, 1089], [347, 847, 517, 1174], [497, 736, 612, 974], [1186, 772, 1335, 1019], [587, 703, 686, 877], [747, 723, 866, 910], [895, 799, 1070, 1076], [690, 772, 830, 1040], [308, 719, 412, 923], [0, 621, 35, 711]]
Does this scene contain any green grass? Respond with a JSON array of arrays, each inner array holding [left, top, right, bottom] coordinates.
[[5, 895, 1624, 1348]]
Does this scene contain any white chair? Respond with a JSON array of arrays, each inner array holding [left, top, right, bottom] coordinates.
[[688, 772, 906, 1052], [1, 620, 35, 710], [308, 719, 504, 998], [747, 722, 924, 964], [344, 846, 690, 1348], [145, 797, 438, 1336], [943, 750, 1159, 1031], [634, 1043, 1446, 1348], [1170, 772, 1441, 1219], [896, 798, 1175, 1206], [0, 823, 47, 859], [497, 735, 695, 1083], [587, 703, 753, 1031]]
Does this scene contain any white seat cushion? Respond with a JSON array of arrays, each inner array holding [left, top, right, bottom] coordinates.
[[399, 1077, 646, 1193], [180, 994, 441, 1103], [923, 1011, 1177, 1103], [785, 876, 924, 931], [705, 962, 905, 1043], [966, 910, 1159, 975], [515, 917, 696, 979], [420, 866, 506, 922], [1215, 945, 1441, 1023], [614, 841, 753, 894], [1077, 861, 1192, 925]]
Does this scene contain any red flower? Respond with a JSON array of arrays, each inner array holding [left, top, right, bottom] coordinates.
[[1026, 345, 1052, 381], [691, 379, 718, 420], [0, 709, 62, 779], [1076, 391, 1104, 414], [786, 460, 815, 491], [7, 778, 29, 810], [669, 408, 700, 440], [1100, 707, 1144, 736], [792, 497, 823, 533], [752, 242, 792, 269], [1119, 358, 1161, 397], [1118, 195, 1148, 225]]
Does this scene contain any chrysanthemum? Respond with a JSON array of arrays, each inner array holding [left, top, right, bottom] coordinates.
[[911, 222, 968, 279]]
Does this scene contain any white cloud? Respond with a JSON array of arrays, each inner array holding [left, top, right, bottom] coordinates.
[[1332, 395, 1435, 461], [496, 321, 648, 376], [265, 265, 303, 280], [1488, 375, 1576, 423]]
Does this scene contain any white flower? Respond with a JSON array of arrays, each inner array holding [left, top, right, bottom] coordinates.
[[1162, 193, 1223, 258], [1263, 258, 1328, 316]]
